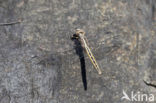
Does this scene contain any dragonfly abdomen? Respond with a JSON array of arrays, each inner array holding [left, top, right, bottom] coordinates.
[[85, 45, 102, 74]]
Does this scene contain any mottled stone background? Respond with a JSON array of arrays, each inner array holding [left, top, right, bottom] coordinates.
[[0, 0, 155, 103]]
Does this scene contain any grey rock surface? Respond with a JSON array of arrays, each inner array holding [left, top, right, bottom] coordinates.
[[0, 0, 156, 103]]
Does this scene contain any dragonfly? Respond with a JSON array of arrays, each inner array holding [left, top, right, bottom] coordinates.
[[37, 28, 122, 75], [71, 29, 102, 74]]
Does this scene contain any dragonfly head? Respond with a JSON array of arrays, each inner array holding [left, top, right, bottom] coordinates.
[[76, 29, 85, 36], [71, 29, 85, 40]]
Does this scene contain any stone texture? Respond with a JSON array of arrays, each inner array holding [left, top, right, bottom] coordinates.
[[0, 0, 156, 103]]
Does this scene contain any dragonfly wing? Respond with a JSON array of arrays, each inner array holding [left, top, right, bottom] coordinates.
[[54, 34, 122, 65], [58, 34, 122, 56], [42, 32, 122, 67]]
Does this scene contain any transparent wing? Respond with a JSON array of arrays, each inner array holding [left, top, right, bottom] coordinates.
[[36, 33, 123, 67], [58, 34, 121, 55], [57, 34, 122, 65]]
